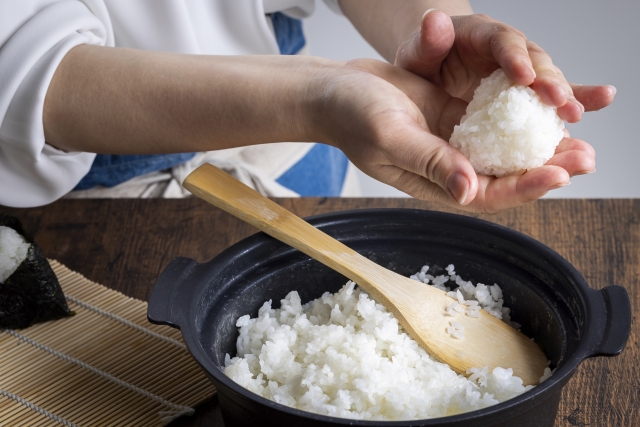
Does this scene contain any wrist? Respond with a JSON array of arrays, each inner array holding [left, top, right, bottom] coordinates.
[[339, 1, 472, 63], [392, 2, 472, 52], [294, 56, 346, 145]]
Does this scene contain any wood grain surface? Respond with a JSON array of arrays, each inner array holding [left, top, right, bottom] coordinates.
[[2, 198, 638, 426]]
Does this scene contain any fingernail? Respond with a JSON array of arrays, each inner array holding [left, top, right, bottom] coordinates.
[[446, 172, 470, 205], [608, 85, 617, 95], [550, 181, 571, 190], [551, 79, 569, 97], [422, 8, 437, 20], [521, 59, 536, 79], [570, 169, 595, 177], [576, 101, 585, 113]]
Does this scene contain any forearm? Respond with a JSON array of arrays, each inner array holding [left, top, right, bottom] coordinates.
[[339, 0, 473, 62], [43, 45, 338, 154]]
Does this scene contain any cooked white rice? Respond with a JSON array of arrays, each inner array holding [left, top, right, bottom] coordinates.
[[224, 264, 548, 420], [414, 264, 521, 330], [0, 226, 30, 283], [449, 69, 565, 177]]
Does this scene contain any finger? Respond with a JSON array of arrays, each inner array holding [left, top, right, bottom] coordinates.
[[448, 15, 534, 85], [456, 15, 535, 84], [471, 166, 570, 213], [553, 67, 584, 122], [526, 43, 585, 122], [556, 102, 583, 123], [394, 164, 570, 214], [554, 70, 584, 122], [554, 137, 595, 157], [571, 84, 616, 111], [378, 166, 452, 203], [526, 45, 585, 122], [394, 10, 455, 82], [488, 26, 536, 86], [384, 122, 478, 205], [545, 150, 596, 176], [527, 54, 583, 122], [527, 44, 566, 107]]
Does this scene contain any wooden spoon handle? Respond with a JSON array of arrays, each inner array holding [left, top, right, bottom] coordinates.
[[183, 164, 549, 386], [183, 163, 379, 288]]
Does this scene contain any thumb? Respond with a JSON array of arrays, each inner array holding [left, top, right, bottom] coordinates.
[[388, 123, 478, 205], [395, 10, 455, 82]]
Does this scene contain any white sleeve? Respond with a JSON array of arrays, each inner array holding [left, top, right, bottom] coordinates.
[[0, 0, 113, 208], [321, 0, 343, 15]]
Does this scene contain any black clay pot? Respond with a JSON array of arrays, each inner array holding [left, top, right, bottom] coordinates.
[[148, 209, 630, 427]]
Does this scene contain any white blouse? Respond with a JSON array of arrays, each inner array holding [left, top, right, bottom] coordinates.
[[0, 0, 342, 207]]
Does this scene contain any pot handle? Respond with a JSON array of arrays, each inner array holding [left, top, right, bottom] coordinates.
[[587, 285, 631, 358], [147, 257, 198, 329]]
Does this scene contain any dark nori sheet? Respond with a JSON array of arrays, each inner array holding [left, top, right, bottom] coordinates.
[[0, 213, 73, 329]]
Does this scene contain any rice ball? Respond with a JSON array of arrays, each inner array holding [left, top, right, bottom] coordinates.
[[449, 69, 565, 177], [0, 226, 30, 283]]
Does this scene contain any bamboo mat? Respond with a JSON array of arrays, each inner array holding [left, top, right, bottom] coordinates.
[[0, 260, 216, 427]]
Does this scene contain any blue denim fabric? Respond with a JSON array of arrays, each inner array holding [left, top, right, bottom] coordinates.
[[276, 143, 349, 196], [74, 13, 349, 195], [271, 12, 306, 55], [73, 153, 197, 190]]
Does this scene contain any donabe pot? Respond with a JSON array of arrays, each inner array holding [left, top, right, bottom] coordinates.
[[148, 209, 630, 427]]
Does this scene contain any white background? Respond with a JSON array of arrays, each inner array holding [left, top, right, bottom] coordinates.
[[304, 0, 639, 198]]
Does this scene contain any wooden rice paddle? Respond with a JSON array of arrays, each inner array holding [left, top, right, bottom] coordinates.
[[183, 163, 548, 385]]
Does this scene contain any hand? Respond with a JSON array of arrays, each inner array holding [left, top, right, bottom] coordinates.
[[311, 59, 594, 213], [394, 11, 616, 123]]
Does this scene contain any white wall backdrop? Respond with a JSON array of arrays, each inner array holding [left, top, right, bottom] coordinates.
[[304, 0, 640, 198]]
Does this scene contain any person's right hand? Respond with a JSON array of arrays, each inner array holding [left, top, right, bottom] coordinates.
[[394, 11, 616, 124], [309, 58, 595, 213]]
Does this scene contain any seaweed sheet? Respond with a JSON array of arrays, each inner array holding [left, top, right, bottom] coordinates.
[[0, 214, 73, 328]]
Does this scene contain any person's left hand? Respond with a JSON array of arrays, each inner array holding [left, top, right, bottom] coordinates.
[[394, 11, 616, 124]]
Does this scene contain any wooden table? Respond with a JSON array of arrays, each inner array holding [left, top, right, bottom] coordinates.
[[3, 199, 638, 426]]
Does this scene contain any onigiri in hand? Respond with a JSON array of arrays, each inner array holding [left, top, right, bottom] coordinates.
[[449, 69, 565, 177]]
